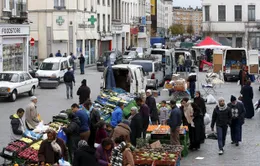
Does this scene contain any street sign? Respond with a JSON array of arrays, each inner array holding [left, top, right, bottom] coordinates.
[[30, 38, 35, 46]]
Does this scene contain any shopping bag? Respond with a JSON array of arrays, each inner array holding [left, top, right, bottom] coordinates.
[[58, 158, 70, 166], [57, 128, 67, 144], [206, 94, 216, 104], [204, 113, 211, 126]]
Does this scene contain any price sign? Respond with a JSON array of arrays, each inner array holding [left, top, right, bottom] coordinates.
[[3, 149, 13, 156]]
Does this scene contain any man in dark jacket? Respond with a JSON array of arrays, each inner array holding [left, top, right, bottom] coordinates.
[[77, 79, 91, 105], [63, 113, 81, 161], [88, 108, 101, 147], [227, 95, 246, 146], [167, 100, 182, 145], [73, 140, 98, 166], [71, 103, 91, 142], [211, 97, 232, 155], [10, 108, 25, 141], [129, 107, 142, 146], [64, 67, 75, 99], [146, 89, 159, 124], [135, 97, 150, 139], [185, 56, 192, 73], [78, 54, 85, 74]]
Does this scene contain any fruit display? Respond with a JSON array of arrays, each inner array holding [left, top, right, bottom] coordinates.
[[18, 147, 38, 163], [30, 140, 42, 151], [134, 151, 177, 165], [5, 145, 20, 152], [10, 141, 27, 148], [147, 125, 159, 132], [20, 138, 33, 144]]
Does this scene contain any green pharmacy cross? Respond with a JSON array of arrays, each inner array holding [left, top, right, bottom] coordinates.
[[56, 16, 65, 26], [88, 15, 97, 25]]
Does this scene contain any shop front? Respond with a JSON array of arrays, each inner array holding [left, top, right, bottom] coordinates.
[[99, 34, 112, 56], [0, 24, 30, 72]]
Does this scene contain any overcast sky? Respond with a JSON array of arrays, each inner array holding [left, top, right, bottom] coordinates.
[[173, 0, 201, 8]]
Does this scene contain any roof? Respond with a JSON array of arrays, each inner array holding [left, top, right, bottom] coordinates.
[[112, 64, 143, 69], [43, 57, 68, 63], [0, 71, 27, 74]]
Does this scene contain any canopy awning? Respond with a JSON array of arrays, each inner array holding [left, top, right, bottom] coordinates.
[[196, 36, 221, 46]]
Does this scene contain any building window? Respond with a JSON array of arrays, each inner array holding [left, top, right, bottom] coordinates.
[[236, 37, 243, 48], [108, 14, 110, 31], [108, 0, 110, 6], [204, 5, 210, 21], [248, 5, 255, 21], [218, 5, 226, 21], [97, 14, 100, 32], [103, 14, 106, 32], [97, 0, 100, 5], [54, 0, 65, 9], [234, 5, 242, 21], [103, 0, 105, 5]]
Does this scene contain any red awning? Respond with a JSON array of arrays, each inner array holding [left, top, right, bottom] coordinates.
[[196, 36, 221, 46]]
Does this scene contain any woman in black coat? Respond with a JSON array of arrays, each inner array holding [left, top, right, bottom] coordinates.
[[129, 107, 142, 146], [194, 91, 206, 143], [189, 103, 204, 150], [241, 80, 254, 119], [63, 113, 81, 161], [73, 140, 99, 166]]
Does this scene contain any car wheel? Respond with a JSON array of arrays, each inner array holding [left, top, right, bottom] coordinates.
[[28, 86, 35, 96], [224, 76, 228, 82], [10, 90, 17, 102]]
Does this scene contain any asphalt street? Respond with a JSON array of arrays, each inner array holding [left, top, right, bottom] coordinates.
[[1, 66, 260, 165]]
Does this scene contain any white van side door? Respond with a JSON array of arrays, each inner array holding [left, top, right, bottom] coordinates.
[[248, 50, 259, 75], [127, 67, 137, 93], [165, 54, 172, 76], [139, 67, 147, 91]]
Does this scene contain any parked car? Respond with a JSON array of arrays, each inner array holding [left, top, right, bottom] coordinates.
[[122, 51, 138, 64], [36, 57, 71, 88], [0, 71, 39, 102], [97, 50, 123, 71], [130, 60, 163, 90], [101, 64, 147, 94]]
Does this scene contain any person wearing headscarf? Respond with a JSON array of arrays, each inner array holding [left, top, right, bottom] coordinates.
[[73, 140, 99, 166], [129, 107, 142, 146], [95, 120, 108, 148], [62, 113, 81, 161], [25, 96, 40, 130], [227, 95, 246, 146], [241, 80, 254, 119], [89, 107, 101, 147], [38, 129, 68, 165], [77, 79, 91, 105], [194, 91, 207, 143], [211, 97, 232, 155], [111, 120, 131, 143]]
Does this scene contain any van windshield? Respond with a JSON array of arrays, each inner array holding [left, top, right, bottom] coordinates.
[[151, 50, 165, 55], [40, 62, 59, 70], [130, 62, 153, 72], [225, 50, 246, 68]]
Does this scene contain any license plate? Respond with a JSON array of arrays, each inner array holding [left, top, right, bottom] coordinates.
[[3, 150, 13, 156], [97, 62, 101, 64], [226, 70, 230, 74]]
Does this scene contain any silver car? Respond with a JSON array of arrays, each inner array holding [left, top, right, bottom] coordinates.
[[122, 51, 138, 64]]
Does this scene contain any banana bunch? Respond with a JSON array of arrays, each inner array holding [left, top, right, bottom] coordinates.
[[20, 137, 33, 144], [30, 140, 42, 150]]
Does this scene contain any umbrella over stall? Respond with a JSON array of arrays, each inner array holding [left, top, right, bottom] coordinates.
[[196, 36, 221, 47]]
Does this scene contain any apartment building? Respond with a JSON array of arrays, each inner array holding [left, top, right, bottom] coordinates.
[[0, 0, 30, 72], [28, 0, 99, 65], [97, 0, 112, 56], [164, 0, 173, 36], [172, 7, 202, 35], [202, 0, 260, 49]]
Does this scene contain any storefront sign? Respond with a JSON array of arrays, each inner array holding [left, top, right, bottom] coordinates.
[[111, 25, 123, 32], [88, 15, 97, 25], [0, 26, 29, 36], [78, 24, 95, 29], [56, 16, 65, 26]]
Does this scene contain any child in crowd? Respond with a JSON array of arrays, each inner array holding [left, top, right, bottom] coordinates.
[[159, 100, 169, 125]]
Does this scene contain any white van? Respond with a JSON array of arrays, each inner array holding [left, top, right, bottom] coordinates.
[[36, 57, 71, 88], [101, 64, 147, 94], [150, 49, 177, 80], [220, 48, 259, 81], [130, 60, 164, 90]]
